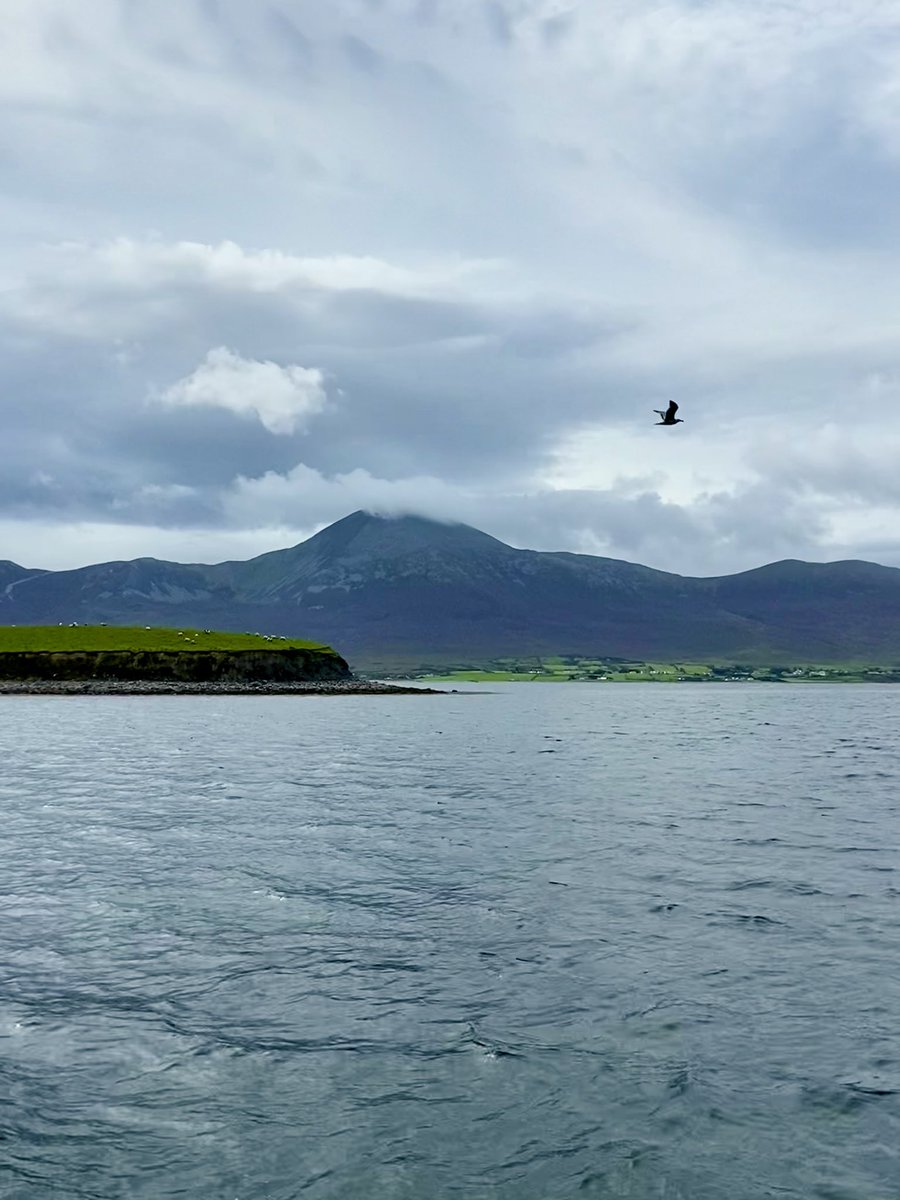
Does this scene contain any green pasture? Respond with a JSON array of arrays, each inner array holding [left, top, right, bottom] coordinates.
[[0, 625, 332, 654], [419, 656, 715, 683], [416, 655, 899, 683]]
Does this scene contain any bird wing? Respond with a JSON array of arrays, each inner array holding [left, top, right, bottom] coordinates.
[[666, 401, 679, 418]]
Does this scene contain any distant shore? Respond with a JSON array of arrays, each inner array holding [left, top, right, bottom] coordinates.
[[0, 679, 445, 696]]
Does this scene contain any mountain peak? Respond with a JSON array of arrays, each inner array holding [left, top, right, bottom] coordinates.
[[221, 508, 515, 600], [296, 509, 513, 562]]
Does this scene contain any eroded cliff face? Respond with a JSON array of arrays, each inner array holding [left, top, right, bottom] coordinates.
[[0, 648, 351, 682]]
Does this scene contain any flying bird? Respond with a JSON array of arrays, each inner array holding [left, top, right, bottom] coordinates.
[[654, 401, 683, 426]]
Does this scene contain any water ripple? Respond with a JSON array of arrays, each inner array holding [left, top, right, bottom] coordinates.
[[1, 686, 899, 1199]]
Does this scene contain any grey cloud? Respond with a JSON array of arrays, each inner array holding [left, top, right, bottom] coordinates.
[[413, 0, 441, 24], [458, 483, 833, 577], [684, 91, 900, 250], [581, 11, 900, 252], [2, 0, 900, 575], [0, 248, 883, 560], [315, 290, 492, 348], [540, 13, 572, 47], [341, 34, 384, 73], [701, 482, 830, 562], [746, 428, 900, 506], [1, 244, 636, 491], [215, 469, 836, 578], [265, 7, 315, 67], [494, 307, 620, 357], [483, 1, 514, 44]]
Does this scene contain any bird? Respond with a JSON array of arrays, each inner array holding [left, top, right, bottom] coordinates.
[[654, 401, 683, 426]]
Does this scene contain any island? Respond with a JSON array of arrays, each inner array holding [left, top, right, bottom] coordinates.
[[0, 626, 441, 695]]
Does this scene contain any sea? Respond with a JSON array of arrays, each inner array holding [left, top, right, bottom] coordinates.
[[1, 684, 898, 1200]]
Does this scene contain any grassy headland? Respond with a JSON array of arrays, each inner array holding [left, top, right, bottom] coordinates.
[[0, 625, 350, 683]]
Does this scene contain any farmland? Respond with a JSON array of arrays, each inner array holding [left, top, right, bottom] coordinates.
[[410, 656, 900, 684]]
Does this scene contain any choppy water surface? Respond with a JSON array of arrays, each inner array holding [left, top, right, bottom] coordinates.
[[1, 684, 899, 1199]]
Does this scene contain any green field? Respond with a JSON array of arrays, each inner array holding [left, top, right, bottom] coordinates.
[[417, 658, 716, 683], [5, 633, 896, 683], [410, 655, 900, 684], [0, 625, 332, 654]]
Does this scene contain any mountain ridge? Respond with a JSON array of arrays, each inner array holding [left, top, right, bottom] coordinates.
[[3, 510, 899, 669]]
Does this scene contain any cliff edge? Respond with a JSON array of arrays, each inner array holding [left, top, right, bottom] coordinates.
[[0, 647, 351, 682]]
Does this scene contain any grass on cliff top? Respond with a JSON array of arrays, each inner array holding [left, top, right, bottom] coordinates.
[[0, 625, 337, 654]]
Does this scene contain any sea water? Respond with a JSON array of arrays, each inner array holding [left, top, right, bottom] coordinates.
[[1, 684, 898, 1198]]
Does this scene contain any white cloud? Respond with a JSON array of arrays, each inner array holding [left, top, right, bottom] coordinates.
[[4, 238, 510, 343], [52, 238, 503, 299], [224, 462, 469, 527], [158, 347, 328, 435], [0, 517, 311, 572]]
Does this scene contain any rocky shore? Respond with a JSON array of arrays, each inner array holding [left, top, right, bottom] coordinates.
[[0, 679, 444, 696]]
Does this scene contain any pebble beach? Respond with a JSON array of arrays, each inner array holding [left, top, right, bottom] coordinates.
[[0, 679, 443, 696]]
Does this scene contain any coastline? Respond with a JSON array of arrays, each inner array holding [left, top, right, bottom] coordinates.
[[0, 679, 445, 696]]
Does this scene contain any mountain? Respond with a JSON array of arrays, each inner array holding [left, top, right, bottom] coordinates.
[[0, 561, 46, 599], [3, 510, 900, 670]]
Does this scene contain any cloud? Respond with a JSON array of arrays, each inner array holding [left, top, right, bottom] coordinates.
[[157, 347, 329, 435], [219, 458, 832, 577], [0, 451, 877, 578], [7, 238, 508, 343], [747, 423, 900, 506], [56, 238, 502, 300], [2, 0, 900, 578]]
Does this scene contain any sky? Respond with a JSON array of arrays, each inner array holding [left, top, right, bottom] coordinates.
[[4, 0, 900, 576]]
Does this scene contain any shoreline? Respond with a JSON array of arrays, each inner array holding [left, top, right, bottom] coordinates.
[[0, 679, 446, 696]]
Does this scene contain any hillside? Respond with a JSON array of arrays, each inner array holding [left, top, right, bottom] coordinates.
[[0, 561, 41, 592], [2, 512, 900, 670]]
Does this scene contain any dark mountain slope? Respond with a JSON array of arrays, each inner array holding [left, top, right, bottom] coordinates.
[[703, 559, 900, 659], [205, 512, 736, 659], [0, 561, 46, 599], [2, 558, 226, 625], [1, 512, 899, 666], [216, 510, 522, 601]]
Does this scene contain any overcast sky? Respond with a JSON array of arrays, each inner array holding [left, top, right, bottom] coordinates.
[[4, 0, 900, 575]]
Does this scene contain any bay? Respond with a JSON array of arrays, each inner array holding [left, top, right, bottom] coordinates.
[[1, 684, 898, 1199]]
